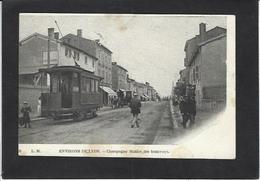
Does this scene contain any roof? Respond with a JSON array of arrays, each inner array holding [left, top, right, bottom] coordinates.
[[184, 26, 226, 51], [112, 62, 128, 72], [61, 34, 97, 58], [95, 41, 113, 54], [61, 34, 112, 59], [19, 65, 52, 74], [19, 32, 62, 45], [39, 65, 102, 79], [184, 26, 226, 66], [198, 33, 226, 47], [62, 41, 98, 60]]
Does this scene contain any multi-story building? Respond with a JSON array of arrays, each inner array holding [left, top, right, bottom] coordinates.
[[126, 75, 136, 92], [61, 30, 115, 105], [19, 28, 98, 116], [60, 30, 113, 88], [112, 62, 128, 91], [184, 23, 226, 110], [179, 68, 188, 83]]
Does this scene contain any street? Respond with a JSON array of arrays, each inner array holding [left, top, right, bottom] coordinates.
[[19, 101, 175, 144]]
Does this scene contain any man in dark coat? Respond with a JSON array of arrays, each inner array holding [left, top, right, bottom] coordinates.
[[179, 96, 196, 128], [129, 93, 141, 128], [21, 101, 32, 128], [188, 96, 196, 127], [179, 96, 189, 128]]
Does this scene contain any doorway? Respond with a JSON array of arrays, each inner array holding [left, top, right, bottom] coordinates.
[[61, 72, 72, 108]]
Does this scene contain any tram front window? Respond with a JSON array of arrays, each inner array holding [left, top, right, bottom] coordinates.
[[61, 72, 72, 108]]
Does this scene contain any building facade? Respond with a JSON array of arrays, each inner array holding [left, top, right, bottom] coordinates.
[[61, 30, 113, 88], [95, 40, 113, 88], [126, 75, 136, 92], [184, 23, 226, 110], [112, 62, 128, 91]]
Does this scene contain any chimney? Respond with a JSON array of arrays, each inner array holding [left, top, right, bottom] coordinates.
[[199, 23, 206, 41], [48, 28, 55, 39], [54, 32, 59, 40], [77, 29, 82, 37]]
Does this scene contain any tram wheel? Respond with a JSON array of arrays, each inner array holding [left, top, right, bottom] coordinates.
[[73, 111, 85, 121]]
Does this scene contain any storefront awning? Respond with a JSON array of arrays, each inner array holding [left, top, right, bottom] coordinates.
[[100, 86, 117, 96]]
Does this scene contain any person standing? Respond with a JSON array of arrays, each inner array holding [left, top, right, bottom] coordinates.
[[129, 93, 141, 128], [188, 96, 196, 127], [21, 101, 32, 128], [179, 96, 189, 128]]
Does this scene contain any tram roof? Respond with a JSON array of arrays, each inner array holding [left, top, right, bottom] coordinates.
[[39, 66, 103, 79]]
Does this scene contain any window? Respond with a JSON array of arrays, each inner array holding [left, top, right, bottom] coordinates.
[[72, 73, 79, 92], [51, 75, 59, 93], [92, 60, 95, 68], [85, 56, 88, 64], [69, 49, 72, 57], [195, 66, 199, 80], [91, 79, 95, 92], [193, 68, 196, 82], [73, 51, 80, 61], [65, 47, 68, 56], [43, 51, 58, 64], [95, 80, 99, 92], [81, 77, 91, 93]]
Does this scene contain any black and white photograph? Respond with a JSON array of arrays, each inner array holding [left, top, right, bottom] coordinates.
[[18, 14, 235, 158]]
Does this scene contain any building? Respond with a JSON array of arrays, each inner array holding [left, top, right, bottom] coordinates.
[[126, 75, 136, 92], [184, 23, 226, 110], [112, 62, 128, 91], [61, 30, 115, 106], [179, 68, 188, 83], [19, 28, 98, 116], [60, 31, 113, 87]]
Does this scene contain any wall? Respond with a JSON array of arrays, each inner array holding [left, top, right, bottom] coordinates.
[[200, 36, 226, 88], [199, 36, 226, 110], [112, 64, 118, 90], [96, 45, 112, 87], [19, 36, 58, 73], [58, 44, 96, 72], [19, 85, 49, 118], [118, 68, 127, 90]]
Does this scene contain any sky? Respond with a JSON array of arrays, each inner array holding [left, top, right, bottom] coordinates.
[[20, 14, 226, 96]]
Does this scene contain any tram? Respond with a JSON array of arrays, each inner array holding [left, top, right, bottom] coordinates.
[[39, 66, 102, 121]]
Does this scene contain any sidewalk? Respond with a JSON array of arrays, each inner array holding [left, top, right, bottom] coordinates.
[[169, 99, 218, 129]]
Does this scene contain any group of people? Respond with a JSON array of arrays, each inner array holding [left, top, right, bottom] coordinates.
[[110, 96, 125, 109], [173, 95, 196, 128], [110, 92, 142, 128]]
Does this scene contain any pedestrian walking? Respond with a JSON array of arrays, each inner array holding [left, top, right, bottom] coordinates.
[[129, 93, 141, 128], [21, 101, 32, 128], [179, 96, 189, 128], [179, 95, 196, 128]]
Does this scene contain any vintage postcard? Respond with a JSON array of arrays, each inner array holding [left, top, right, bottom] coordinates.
[[18, 14, 235, 159]]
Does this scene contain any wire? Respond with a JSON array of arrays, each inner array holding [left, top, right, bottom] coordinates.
[[54, 20, 64, 38]]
